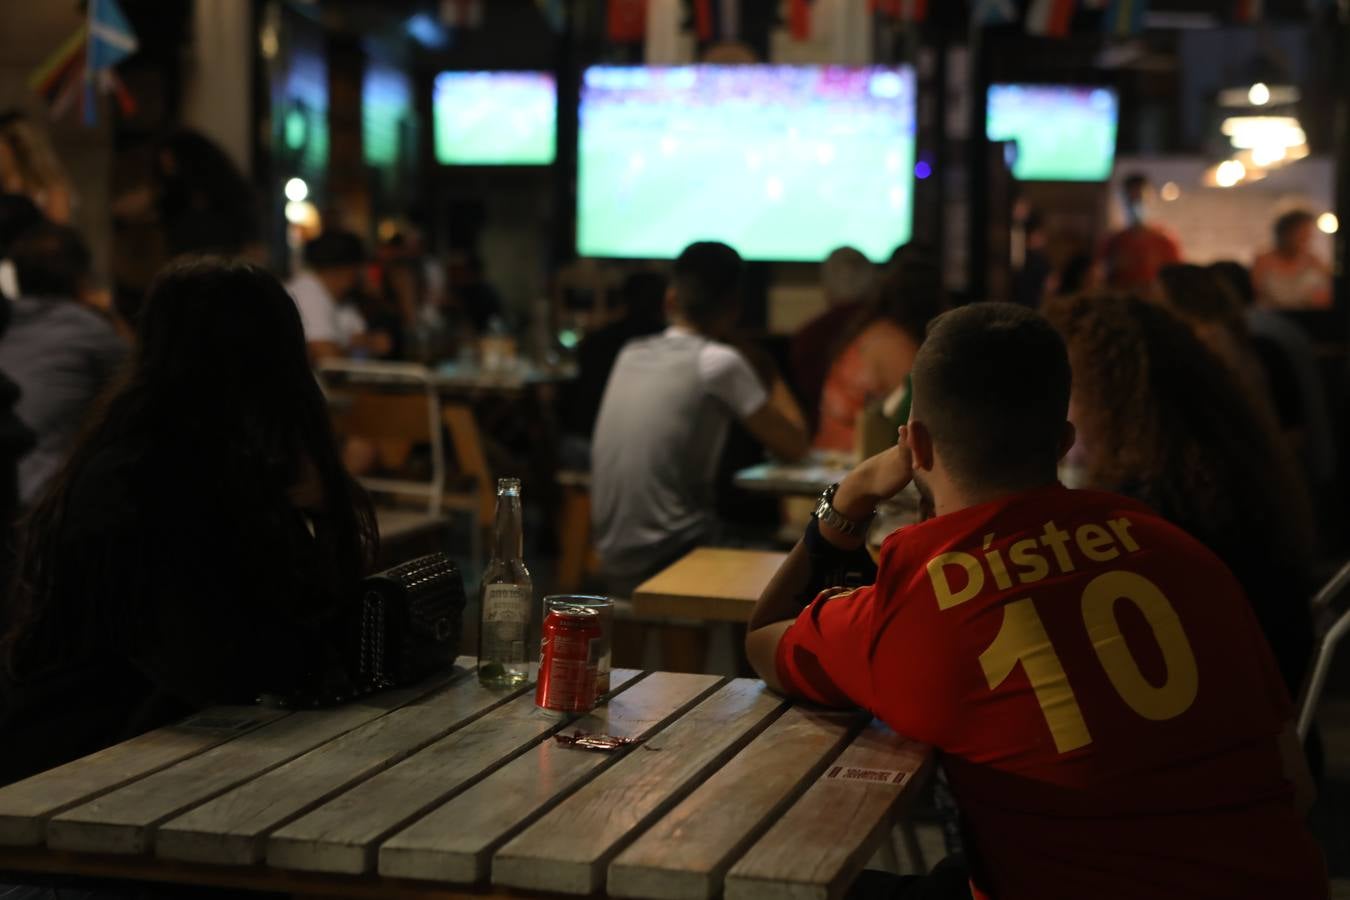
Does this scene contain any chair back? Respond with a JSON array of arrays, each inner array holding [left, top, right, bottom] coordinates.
[[443, 402, 495, 528], [318, 360, 446, 515], [1295, 559, 1350, 741]]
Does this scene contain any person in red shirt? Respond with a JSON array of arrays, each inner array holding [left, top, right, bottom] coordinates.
[[1099, 172, 1182, 291], [746, 302, 1325, 900]]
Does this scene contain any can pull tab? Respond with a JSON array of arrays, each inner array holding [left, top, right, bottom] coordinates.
[[553, 730, 645, 752]]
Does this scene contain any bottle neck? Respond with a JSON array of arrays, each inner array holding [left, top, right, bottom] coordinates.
[[493, 493, 523, 561]]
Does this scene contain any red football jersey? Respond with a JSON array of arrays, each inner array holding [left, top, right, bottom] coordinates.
[[778, 485, 1326, 900]]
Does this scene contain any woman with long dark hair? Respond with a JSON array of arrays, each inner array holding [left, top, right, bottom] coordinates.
[[0, 258, 376, 785], [1043, 291, 1316, 698]]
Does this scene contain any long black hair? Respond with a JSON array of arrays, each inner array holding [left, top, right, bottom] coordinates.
[[1, 257, 376, 672]]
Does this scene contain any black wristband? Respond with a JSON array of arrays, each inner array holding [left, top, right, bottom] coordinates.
[[800, 518, 879, 606]]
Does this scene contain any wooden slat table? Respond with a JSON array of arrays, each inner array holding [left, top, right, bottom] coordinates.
[[631, 548, 789, 623], [0, 659, 932, 900]]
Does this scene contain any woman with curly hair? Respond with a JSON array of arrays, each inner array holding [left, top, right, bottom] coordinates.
[[1042, 291, 1316, 698]]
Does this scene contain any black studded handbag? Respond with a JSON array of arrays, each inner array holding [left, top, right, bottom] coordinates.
[[355, 552, 466, 689]]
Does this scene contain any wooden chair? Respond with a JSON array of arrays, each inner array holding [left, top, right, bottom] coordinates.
[[320, 361, 451, 563], [1296, 560, 1350, 741], [442, 402, 495, 564]]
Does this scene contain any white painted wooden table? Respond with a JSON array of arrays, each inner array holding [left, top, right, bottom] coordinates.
[[0, 659, 932, 900]]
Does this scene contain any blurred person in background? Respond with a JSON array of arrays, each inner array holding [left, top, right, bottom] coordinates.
[[287, 230, 392, 364], [791, 246, 875, 431], [151, 129, 259, 259], [0, 223, 126, 506], [0, 193, 43, 300], [1010, 209, 1052, 308], [1098, 172, 1181, 291], [1252, 210, 1332, 310], [1158, 263, 1284, 433], [0, 259, 376, 786], [1212, 259, 1335, 493], [1044, 292, 1316, 701], [814, 255, 944, 454], [562, 271, 668, 463], [591, 242, 808, 594], [0, 111, 72, 224], [1046, 251, 1094, 300], [447, 250, 504, 336]]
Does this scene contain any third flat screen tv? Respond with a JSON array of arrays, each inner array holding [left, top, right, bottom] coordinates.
[[577, 65, 916, 262], [987, 83, 1119, 182], [433, 71, 557, 166]]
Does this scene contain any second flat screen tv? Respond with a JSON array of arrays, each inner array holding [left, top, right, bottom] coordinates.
[[578, 65, 916, 262], [434, 71, 557, 166], [987, 84, 1119, 182]]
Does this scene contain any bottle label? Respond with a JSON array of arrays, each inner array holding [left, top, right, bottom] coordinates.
[[484, 584, 529, 640]]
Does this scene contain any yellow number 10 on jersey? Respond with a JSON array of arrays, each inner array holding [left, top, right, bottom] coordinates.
[[979, 570, 1200, 753]]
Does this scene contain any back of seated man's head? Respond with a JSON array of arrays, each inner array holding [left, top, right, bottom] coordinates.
[[7, 221, 91, 301], [821, 246, 874, 307], [910, 302, 1070, 494], [670, 242, 743, 336], [304, 229, 365, 296]]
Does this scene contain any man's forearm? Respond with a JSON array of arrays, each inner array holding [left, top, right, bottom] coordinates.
[[818, 468, 885, 551], [748, 539, 812, 630]]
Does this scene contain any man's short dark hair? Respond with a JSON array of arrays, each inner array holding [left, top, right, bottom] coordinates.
[[8, 222, 91, 299], [910, 302, 1070, 490], [303, 230, 366, 270], [1274, 209, 1314, 244], [671, 242, 743, 331], [1122, 172, 1148, 195]]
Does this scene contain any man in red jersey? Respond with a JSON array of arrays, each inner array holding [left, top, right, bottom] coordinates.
[[746, 303, 1325, 900], [1099, 172, 1182, 291]]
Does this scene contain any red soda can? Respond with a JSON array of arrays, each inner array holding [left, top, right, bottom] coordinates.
[[536, 605, 602, 713]]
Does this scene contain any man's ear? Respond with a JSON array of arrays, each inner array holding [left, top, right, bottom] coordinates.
[[1058, 421, 1076, 460], [906, 419, 935, 472]]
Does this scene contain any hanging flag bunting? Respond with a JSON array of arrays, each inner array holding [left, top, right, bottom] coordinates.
[[719, 0, 742, 38], [692, 0, 715, 39], [537, 0, 567, 32], [440, 0, 484, 29], [609, 0, 648, 41], [871, 0, 929, 22], [1232, 0, 1263, 21], [645, 0, 685, 62], [788, 0, 814, 39], [85, 0, 139, 125], [1026, 0, 1076, 35], [972, 0, 1018, 26], [1101, 0, 1146, 34]]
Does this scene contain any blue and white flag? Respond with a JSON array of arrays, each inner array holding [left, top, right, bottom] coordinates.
[[85, 0, 138, 124]]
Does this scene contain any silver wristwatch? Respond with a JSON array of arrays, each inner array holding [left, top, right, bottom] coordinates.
[[813, 483, 874, 536]]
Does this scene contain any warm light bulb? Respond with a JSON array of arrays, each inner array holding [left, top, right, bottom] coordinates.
[[1160, 182, 1181, 202], [1248, 82, 1271, 106], [1216, 160, 1246, 188], [1318, 212, 1339, 235], [284, 177, 309, 203]]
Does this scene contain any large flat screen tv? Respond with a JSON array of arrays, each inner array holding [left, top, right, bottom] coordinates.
[[577, 65, 916, 262], [987, 84, 1119, 182], [433, 71, 557, 166]]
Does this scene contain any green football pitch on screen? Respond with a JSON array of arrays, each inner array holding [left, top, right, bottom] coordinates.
[[577, 65, 916, 262], [434, 71, 557, 166], [987, 84, 1119, 182]]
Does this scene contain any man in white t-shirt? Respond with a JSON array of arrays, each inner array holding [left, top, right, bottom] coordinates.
[[286, 230, 390, 363], [590, 242, 810, 592]]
